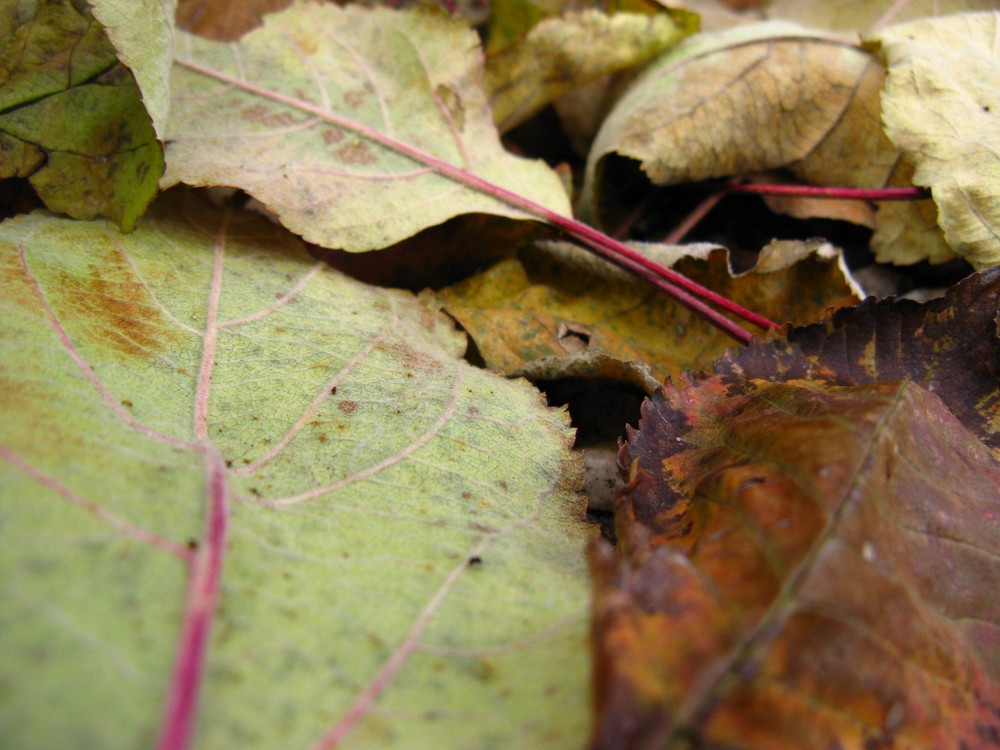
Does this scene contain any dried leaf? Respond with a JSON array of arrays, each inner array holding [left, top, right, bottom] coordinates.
[[485, 9, 696, 133], [0, 0, 163, 230], [580, 22, 900, 227], [867, 12, 1000, 269], [176, 0, 295, 40], [0, 196, 593, 748], [717, 266, 1000, 450], [164, 3, 571, 251], [592, 376, 1000, 749], [438, 238, 859, 385]]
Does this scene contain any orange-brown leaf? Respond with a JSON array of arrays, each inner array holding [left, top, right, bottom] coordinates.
[[592, 377, 1000, 749]]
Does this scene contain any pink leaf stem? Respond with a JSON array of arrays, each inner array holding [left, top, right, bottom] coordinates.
[[726, 182, 932, 201], [173, 57, 777, 342], [155, 448, 230, 750]]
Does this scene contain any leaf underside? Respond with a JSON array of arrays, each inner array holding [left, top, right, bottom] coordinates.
[[0, 196, 593, 749]]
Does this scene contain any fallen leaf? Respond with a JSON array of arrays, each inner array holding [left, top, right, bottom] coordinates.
[[89, 0, 177, 137], [0, 0, 163, 230], [591, 376, 1000, 749], [438, 238, 859, 385], [485, 8, 696, 133], [176, 0, 295, 40], [0, 194, 594, 748], [716, 266, 1000, 451], [163, 3, 571, 251], [866, 12, 1000, 269], [765, 0, 999, 34], [580, 22, 900, 227]]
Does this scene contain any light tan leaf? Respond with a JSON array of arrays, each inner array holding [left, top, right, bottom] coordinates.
[[867, 12, 1000, 268]]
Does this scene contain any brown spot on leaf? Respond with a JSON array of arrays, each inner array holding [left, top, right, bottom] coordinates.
[[322, 128, 344, 145], [338, 400, 358, 414], [335, 141, 376, 165], [55, 250, 179, 361]]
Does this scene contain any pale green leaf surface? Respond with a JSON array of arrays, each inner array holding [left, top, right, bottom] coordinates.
[[868, 12, 1000, 269], [89, 0, 179, 138], [0, 0, 162, 230], [486, 9, 696, 133], [579, 22, 899, 227], [0, 196, 592, 749], [163, 3, 572, 252]]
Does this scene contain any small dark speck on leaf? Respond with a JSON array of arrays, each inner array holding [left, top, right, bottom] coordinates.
[[330, 386, 337, 395], [225, 459, 233, 468], [187, 539, 199, 551], [468, 555, 483, 566], [121, 399, 133, 408]]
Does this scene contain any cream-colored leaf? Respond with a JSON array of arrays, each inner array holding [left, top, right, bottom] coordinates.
[[868, 12, 1000, 268]]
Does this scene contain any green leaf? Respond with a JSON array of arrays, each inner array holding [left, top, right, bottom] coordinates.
[[0, 0, 163, 231], [485, 9, 696, 133], [163, 3, 572, 251], [0, 195, 593, 749], [89, 0, 178, 138], [867, 12, 1000, 269]]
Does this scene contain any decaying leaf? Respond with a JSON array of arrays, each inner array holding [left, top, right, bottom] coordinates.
[[485, 8, 696, 133], [164, 3, 572, 252], [0, 0, 163, 230], [592, 376, 1000, 749], [438, 238, 859, 386], [0, 195, 594, 748], [867, 12, 1000, 269], [717, 266, 1000, 450], [176, 0, 294, 40]]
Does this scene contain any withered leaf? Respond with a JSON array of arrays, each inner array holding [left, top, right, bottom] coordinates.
[[592, 376, 1000, 749], [716, 266, 1000, 450]]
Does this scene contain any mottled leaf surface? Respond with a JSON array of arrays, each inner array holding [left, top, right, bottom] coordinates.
[[0, 197, 593, 749], [867, 12, 1000, 269], [0, 0, 162, 230], [591, 376, 1000, 749], [438, 238, 858, 385], [717, 267, 1000, 450], [163, 3, 571, 251]]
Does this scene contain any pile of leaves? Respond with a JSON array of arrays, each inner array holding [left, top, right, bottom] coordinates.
[[1, 0, 998, 748]]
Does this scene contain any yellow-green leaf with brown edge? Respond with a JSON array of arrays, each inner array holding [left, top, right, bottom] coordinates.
[[437, 238, 859, 387]]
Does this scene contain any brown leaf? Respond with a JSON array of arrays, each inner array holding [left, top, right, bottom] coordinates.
[[716, 266, 1000, 450], [176, 0, 295, 41], [591, 376, 1000, 749]]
